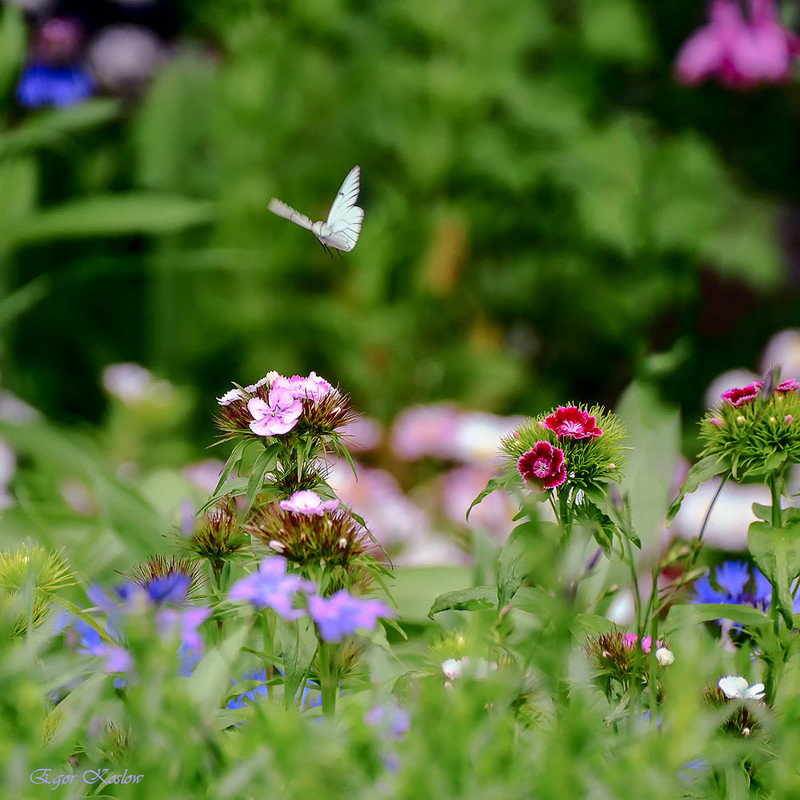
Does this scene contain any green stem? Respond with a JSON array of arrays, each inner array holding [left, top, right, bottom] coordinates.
[[318, 640, 339, 718], [765, 474, 785, 704], [769, 474, 783, 529]]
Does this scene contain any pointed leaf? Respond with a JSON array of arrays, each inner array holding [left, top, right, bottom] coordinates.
[[428, 586, 497, 619], [666, 454, 728, 526]]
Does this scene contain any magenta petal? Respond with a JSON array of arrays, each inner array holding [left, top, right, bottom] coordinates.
[[676, 28, 725, 83]]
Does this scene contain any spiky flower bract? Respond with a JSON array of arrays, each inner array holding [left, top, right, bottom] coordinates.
[[584, 629, 670, 701], [182, 499, 250, 569], [500, 404, 625, 493], [245, 502, 374, 591], [699, 382, 800, 480], [121, 555, 205, 602], [0, 544, 75, 637]]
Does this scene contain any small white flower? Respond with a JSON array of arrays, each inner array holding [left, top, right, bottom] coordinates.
[[718, 675, 765, 700], [655, 647, 674, 666], [268, 540, 285, 553], [441, 658, 464, 681], [217, 388, 245, 406], [337, 537, 348, 549]]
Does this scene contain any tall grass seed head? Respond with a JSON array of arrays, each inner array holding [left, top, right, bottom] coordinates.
[[501, 404, 625, 493], [700, 381, 800, 479]]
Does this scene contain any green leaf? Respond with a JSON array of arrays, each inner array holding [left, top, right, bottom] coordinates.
[[748, 520, 800, 628], [616, 382, 680, 548], [665, 602, 770, 634], [496, 520, 538, 607], [428, 586, 497, 619], [0, 4, 25, 101], [466, 476, 504, 521], [666, 454, 728, 526], [0, 193, 213, 246], [245, 443, 281, 512], [0, 100, 120, 158]]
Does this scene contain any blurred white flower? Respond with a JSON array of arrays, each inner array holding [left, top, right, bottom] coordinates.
[[102, 362, 173, 406], [655, 647, 674, 666], [88, 25, 164, 94], [0, 438, 15, 510], [761, 329, 800, 381]]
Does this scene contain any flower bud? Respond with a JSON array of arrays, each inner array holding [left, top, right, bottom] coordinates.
[[656, 647, 674, 666]]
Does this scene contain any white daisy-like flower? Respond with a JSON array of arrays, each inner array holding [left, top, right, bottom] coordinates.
[[718, 675, 765, 700]]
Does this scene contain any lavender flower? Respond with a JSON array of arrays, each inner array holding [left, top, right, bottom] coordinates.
[[307, 590, 395, 643], [228, 557, 313, 619], [692, 560, 772, 613]]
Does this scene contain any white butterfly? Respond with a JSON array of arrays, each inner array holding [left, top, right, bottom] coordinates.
[[268, 165, 364, 253], [717, 676, 765, 700]]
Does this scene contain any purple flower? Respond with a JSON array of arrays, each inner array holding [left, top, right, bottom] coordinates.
[[228, 557, 313, 619], [279, 490, 339, 516], [248, 389, 303, 436], [364, 705, 411, 740], [156, 607, 211, 675], [675, 0, 800, 89], [308, 590, 395, 643], [70, 616, 131, 674]]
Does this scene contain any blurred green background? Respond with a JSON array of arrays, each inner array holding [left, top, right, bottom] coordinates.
[[1, 0, 799, 447]]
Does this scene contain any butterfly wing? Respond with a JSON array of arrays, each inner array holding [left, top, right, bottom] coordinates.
[[321, 203, 364, 252], [268, 198, 315, 231], [326, 166, 361, 227]]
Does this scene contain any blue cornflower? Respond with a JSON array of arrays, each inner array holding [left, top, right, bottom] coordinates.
[[692, 560, 772, 612], [16, 63, 93, 108], [226, 669, 323, 711], [692, 560, 800, 622], [89, 573, 191, 613]]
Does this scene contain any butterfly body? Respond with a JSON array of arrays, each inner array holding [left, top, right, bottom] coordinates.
[[269, 166, 363, 252]]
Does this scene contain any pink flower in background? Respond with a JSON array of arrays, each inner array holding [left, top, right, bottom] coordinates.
[[675, 0, 799, 88], [440, 466, 516, 540], [390, 404, 461, 460], [248, 388, 302, 436], [777, 379, 799, 393], [517, 442, 567, 490], [542, 406, 603, 440], [279, 490, 339, 516], [720, 382, 762, 407], [338, 415, 383, 451]]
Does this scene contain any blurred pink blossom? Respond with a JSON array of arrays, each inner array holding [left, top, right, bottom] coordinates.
[[675, 0, 799, 88], [439, 466, 516, 540]]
